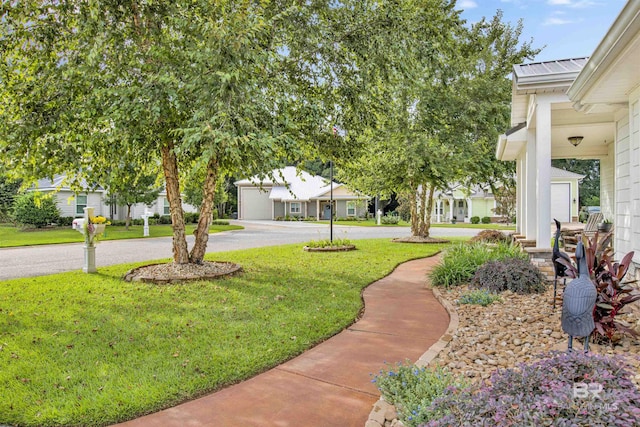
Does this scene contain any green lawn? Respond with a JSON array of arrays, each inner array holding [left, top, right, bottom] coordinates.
[[313, 218, 515, 230], [0, 238, 449, 426], [0, 223, 243, 248]]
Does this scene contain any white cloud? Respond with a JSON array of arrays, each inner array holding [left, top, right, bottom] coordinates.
[[458, 0, 478, 8], [543, 16, 574, 25], [547, 0, 599, 8]]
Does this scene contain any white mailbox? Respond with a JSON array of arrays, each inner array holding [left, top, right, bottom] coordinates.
[[72, 218, 85, 232]]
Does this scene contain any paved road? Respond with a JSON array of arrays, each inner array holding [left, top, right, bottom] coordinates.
[[0, 221, 480, 281]]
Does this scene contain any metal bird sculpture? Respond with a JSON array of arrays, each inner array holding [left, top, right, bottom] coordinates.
[[552, 219, 573, 309], [561, 240, 597, 353]]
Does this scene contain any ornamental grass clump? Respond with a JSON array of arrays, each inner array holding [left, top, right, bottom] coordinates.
[[425, 351, 640, 427], [472, 257, 547, 294], [372, 362, 462, 427], [429, 242, 525, 288], [304, 238, 352, 248]]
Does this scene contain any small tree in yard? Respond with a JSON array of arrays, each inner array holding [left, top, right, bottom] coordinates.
[[12, 192, 60, 228], [492, 184, 516, 223], [0, 175, 22, 222], [107, 177, 161, 231]]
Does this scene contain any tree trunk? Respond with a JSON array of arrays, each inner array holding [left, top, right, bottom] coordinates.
[[408, 186, 420, 236], [125, 204, 132, 231], [161, 142, 190, 264], [418, 183, 435, 238], [410, 183, 435, 238], [189, 156, 219, 264]]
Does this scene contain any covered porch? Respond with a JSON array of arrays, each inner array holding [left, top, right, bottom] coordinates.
[[496, 58, 615, 250]]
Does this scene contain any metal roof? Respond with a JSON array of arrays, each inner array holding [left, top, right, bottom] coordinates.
[[513, 57, 588, 94]]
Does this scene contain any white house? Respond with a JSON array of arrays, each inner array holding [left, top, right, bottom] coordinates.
[[430, 166, 583, 224], [234, 166, 369, 220], [497, 1, 640, 272], [34, 175, 197, 220]]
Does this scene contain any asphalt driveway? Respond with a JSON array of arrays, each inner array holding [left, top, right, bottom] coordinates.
[[0, 221, 480, 280]]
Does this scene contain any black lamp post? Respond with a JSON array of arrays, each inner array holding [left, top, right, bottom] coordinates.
[[330, 159, 333, 243]]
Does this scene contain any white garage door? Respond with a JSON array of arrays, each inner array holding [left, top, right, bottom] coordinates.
[[551, 183, 571, 223], [241, 187, 272, 220]]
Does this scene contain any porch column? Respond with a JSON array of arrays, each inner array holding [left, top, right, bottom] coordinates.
[[436, 200, 441, 223], [516, 155, 525, 234], [466, 198, 473, 222], [316, 200, 320, 220], [525, 129, 537, 240], [536, 97, 552, 249], [449, 198, 454, 221]]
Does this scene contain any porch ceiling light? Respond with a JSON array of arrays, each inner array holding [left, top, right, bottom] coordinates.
[[568, 136, 584, 147]]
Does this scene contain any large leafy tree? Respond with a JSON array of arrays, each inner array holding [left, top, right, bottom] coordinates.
[[340, 7, 538, 238], [1, 1, 368, 264]]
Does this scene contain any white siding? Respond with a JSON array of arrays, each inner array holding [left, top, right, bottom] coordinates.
[[632, 97, 640, 263], [615, 103, 633, 258]]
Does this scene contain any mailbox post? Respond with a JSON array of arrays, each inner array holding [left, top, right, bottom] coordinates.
[[141, 210, 153, 237], [71, 207, 106, 273]]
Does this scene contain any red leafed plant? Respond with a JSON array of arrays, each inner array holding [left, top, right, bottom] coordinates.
[[557, 231, 640, 342]]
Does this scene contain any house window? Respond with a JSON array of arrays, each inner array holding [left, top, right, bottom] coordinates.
[[75, 194, 87, 215], [346, 201, 356, 216], [163, 199, 170, 215], [458, 200, 464, 208], [290, 202, 301, 214]]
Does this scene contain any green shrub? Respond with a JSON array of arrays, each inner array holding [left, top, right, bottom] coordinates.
[[429, 242, 526, 288], [470, 216, 480, 224], [472, 258, 546, 294], [373, 362, 463, 427], [158, 215, 172, 224], [184, 212, 199, 224], [109, 220, 127, 226], [381, 214, 400, 224], [56, 216, 75, 227], [12, 192, 60, 228], [458, 289, 501, 306], [426, 351, 640, 427], [211, 219, 229, 226], [481, 216, 491, 224]]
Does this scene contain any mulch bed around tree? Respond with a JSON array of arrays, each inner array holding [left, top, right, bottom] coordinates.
[[124, 261, 242, 284], [392, 236, 450, 243]]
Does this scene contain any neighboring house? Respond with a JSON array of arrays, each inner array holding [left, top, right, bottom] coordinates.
[[496, 2, 640, 271], [33, 175, 197, 220], [430, 166, 583, 223], [234, 166, 369, 220]]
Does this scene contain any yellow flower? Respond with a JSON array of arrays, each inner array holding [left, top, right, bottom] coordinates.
[[90, 216, 107, 224]]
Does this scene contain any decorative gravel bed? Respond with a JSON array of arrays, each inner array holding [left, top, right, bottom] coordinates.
[[123, 261, 242, 283], [435, 284, 640, 383], [367, 283, 640, 427]]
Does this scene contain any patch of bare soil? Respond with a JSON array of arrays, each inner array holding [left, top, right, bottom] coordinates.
[[392, 236, 450, 244], [124, 261, 242, 284]]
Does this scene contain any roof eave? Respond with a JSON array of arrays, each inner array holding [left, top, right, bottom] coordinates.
[[568, 2, 640, 107]]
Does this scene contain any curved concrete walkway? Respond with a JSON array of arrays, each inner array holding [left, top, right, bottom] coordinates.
[[114, 256, 448, 427]]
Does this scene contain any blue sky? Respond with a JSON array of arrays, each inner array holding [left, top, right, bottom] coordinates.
[[457, 0, 628, 62]]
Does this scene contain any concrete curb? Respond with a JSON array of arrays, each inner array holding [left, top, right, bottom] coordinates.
[[365, 282, 459, 427]]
